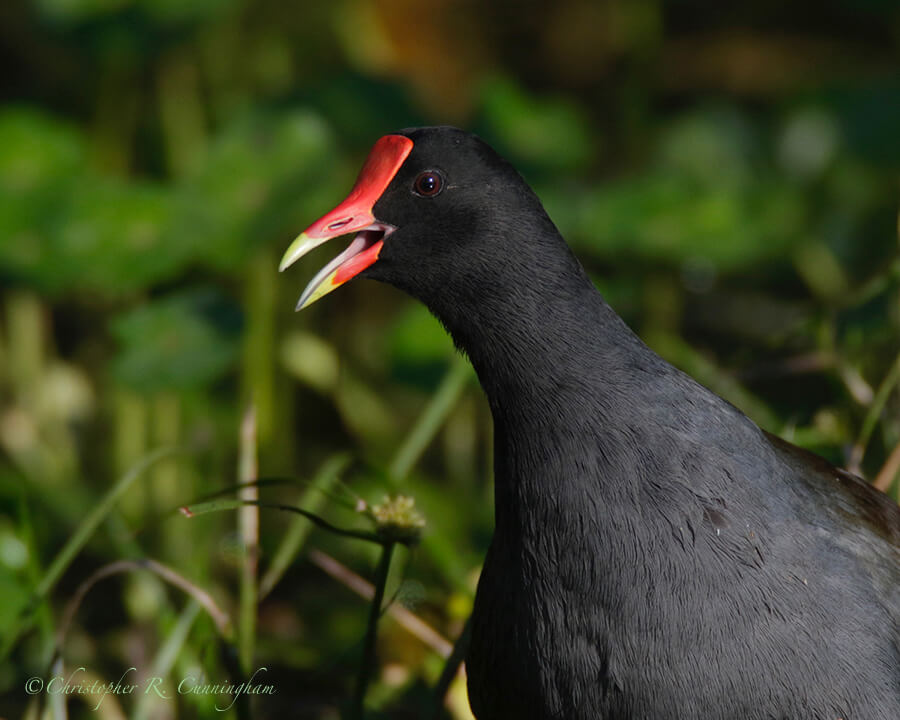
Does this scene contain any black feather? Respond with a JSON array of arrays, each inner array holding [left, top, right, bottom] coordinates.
[[356, 126, 900, 719]]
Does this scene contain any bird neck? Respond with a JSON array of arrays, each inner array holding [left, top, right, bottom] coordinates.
[[432, 241, 649, 431], [419, 229, 671, 532]]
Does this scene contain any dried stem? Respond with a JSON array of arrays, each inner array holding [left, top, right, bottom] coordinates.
[[308, 548, 452, 657], [55, 558, 231, 655], [874, 437, 900, 493]]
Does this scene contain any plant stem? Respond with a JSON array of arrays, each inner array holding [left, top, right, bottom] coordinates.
[[243, 249, 276, 444], [430, 614, 472, 720], [157, 50, 206, 177], [238, 406, 259, 674], [153, 393, 183, 559], [350, 541, 395, 720], [5, 290, 43, 397], [114, 389, 148, 520]]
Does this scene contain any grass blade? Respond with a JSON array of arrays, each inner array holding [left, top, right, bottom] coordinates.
[[389, 356, 472, 483], [132, 600, 203, 720], [181, 498, 383, 544], [1, 446, 179, 661], [259, 453, 351, 599], [37, 446, 178, 599]]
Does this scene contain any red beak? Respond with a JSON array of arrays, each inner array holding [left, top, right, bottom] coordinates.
[[279, 134, 413, 309]]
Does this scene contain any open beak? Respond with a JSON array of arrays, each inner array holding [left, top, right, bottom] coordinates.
[[279, 134, 413, 310]]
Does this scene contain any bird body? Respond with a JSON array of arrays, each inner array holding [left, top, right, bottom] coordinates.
[[281, 126, 900, 719], [460, 275, 899, 719]]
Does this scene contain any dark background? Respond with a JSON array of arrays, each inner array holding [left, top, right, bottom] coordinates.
[[1, 1, 898, 718]]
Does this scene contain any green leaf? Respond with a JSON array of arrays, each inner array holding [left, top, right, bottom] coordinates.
[[0, 567, 31, 638], [571, 171, 804, 270], [0, 108, 85, 194], [0, 108, 86, 287], [34, 0, 130, 23], [657, 107, 758, 186], [479, 76, 595, 172], [137, 0, 238, 25], [48, 179, 183, 294], [111, 289, 241, 392], [389, 304, 455, 367], [176, 109, 343, 271]]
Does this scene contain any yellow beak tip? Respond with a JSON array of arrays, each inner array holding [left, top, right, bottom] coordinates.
[[278, 232, 312, 272]]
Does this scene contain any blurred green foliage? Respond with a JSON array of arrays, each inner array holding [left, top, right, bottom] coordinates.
[[0, 0, 898, 718]]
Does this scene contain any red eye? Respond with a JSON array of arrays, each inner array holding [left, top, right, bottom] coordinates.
[[413, 171, 443, 197]]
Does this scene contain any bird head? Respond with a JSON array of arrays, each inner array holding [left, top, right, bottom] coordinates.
[[279, 126, 553, 312]]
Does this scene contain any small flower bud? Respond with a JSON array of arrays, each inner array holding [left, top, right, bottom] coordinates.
[[369, 495, 426, 545]]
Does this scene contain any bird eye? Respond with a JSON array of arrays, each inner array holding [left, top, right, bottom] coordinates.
[[413, 171, 443, 197]]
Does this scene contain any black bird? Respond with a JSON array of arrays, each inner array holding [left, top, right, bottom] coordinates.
[[280, 127, 900, 719]]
